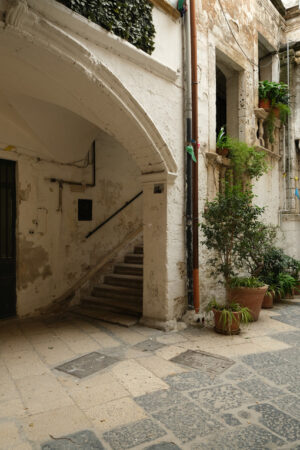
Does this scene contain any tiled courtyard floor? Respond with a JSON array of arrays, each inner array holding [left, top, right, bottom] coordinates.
[[0, 300, 300, 449]]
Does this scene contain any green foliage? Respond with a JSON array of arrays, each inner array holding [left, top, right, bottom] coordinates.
[[259, 247, 300, 280], [57, 0, 155, 54], [258, 81, 289, 104], [226, 137, 269, 180], [205, 299, 253, 332], [229, 277, 265, 288], [200, 185, 274, 292], [277, 273, 296, 296], [216, 126, 227, 149]]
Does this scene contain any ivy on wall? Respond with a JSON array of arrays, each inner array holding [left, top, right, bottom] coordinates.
[[57, 0, 155, 54]]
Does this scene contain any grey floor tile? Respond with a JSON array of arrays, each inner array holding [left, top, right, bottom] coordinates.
[[270, 332, 300, 346], [55, 352, 119, 378], [237, 377, 286, 400], [41, 430, 104, 449], [163, 371, 213, 391], [191, 424, 285, 449], [257, 363, 300, 385], [249, 403, 300, 442], [152, 402, 223, 443], [103, 419, 166, 450], [241, 351, 287, 370], [189, 384, 252, 413], [223, 363, 255, 382], [145, 443, 181, 450], [272, 395, 300, 420], [135, 389, 188, 413], [220, 413, 241, 426]]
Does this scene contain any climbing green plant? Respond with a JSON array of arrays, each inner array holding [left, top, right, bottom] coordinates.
[[57, 0, 155, 54]]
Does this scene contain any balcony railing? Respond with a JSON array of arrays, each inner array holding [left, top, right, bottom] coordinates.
[[254, 108, 282, 157]]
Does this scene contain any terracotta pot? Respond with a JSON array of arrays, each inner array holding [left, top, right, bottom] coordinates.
[[259, 98, 271, 110], [216, 147, 229, 157], [274, 292, 282, 302], [262, 291, 274, 309], [229, 285, 268, 321], [213, 308, 240, 335], [284, 291, 294, 299]]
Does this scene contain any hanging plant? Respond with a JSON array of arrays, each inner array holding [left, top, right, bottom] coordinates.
[[57, 0, 156, 55]]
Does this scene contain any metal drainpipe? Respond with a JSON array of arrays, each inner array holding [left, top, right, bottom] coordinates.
[[190, 0, 200, 313], [184, 1, 194, 309]]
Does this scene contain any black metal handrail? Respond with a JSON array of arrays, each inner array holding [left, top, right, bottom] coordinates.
[[86, 191, 143, 239]]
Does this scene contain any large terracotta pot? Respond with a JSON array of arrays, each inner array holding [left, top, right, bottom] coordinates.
[[259, 98, 271, 110], [213, 309, 240, 335], [294, 282, 300, 295], [262, 291, 274, 309], [229, 285, 268, 321]]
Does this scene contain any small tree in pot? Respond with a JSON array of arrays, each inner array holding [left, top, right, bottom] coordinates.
[[200, 184, 275, 321]]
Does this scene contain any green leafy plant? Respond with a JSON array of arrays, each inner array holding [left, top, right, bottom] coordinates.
[[57, 0, 155, 54], [277, 273, 296, 296], [205, 299, 253, 333], [226, 137, 268, 181], [229, 277, 265, 288], [200, 184, 274, 298], [216, 127, 227, 149]]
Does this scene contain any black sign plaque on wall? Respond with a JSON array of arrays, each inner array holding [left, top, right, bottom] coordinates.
[[78, 199, 93, 221]]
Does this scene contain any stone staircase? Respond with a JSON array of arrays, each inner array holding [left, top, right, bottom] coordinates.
[[74, 244, 143, 326]]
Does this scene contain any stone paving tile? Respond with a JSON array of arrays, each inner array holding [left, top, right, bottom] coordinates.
[[152, 402, 223, 443], [55, 352, 119, 378], [163, 371, 213, 391], [220, 413, 241, 426], [249, 403, 300, 442], [273, 394, 300, 420], [134, 339, 166, 352], [112, 360, 169, 397], [223, 363, 255, 382], [103, 419, 167, 449], [145, 443, 182, 450], [189, 384, 252, 413], [237, 376, 286, 401], [286, 381, 300, 395], [270, 331, 300, 346], [191, 424, 285, 449], [170, 349, 235, 376], [257, 363, 300, 385], [137, 355, 188, 378], [276, 346, 300, 363], [135, 389, 188, 413], [156, 334, 187, 345], [41, 429, 104, 449], [241, 351, 288, 369]]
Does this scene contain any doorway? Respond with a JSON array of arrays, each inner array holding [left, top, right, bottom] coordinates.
[[0, 159, 16, 318]]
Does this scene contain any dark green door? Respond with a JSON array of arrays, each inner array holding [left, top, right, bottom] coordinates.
[[0, 159, 16, 318]]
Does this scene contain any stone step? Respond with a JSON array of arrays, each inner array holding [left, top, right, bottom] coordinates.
[[114, 263, 143, 276], [105, 274, 143, 288], [81, 295, 142, 315], [92, 284, 142, 301], [134, 245, 144, 255], [73, 307, 139, 327], [124, 253, 143, 264]]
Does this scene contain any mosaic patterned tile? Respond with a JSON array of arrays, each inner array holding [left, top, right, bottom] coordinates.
[[257, 363, 300, 385], [135, 389, 188, 413], [191, 424, 284, 449], [241, 351, 287, 370], [171, 350, 235, 376], [152, 402, 223, 443], [163, 371, 213, 391], [237, 377, 285, 401], [189, 384, 252, 413], [145, 443, 182, 450], [41, 430, 104, 449], [220, 413, 241, 427], [55, 352, 118, 378], [103, 419, 166, 450], [273, 395, 300, 420], [249, 403, 300, 442]]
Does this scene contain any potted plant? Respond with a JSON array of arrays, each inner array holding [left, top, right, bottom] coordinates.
[[205, 299, 253, 335], [216, 126, 229, 156], [200, 184, 274, 321], [258, 80, 291, 143], [277, 273, 296, 299], [262, 286, 276, 309], [226, 138, 268, 181], [228, 277, 268, 320]]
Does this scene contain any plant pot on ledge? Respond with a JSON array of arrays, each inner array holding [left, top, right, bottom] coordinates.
[[216, 147, 229, 157], [229, 283, 268, 321], [259, 98, 271, 110]]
